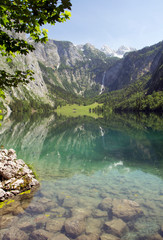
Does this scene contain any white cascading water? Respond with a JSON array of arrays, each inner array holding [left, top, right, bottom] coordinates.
[[99, 71, 106, 94]]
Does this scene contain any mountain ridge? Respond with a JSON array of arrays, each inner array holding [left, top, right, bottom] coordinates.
[[1, 38, 163, 113]]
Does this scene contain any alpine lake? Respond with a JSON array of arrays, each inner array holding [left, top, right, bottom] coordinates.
[[0, 112, 163, 240]]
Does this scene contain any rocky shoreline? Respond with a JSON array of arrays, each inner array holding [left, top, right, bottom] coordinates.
[[0, 148, 39, 201]]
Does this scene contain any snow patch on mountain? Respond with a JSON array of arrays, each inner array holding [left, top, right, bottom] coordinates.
[[101, 45, 136, 58]]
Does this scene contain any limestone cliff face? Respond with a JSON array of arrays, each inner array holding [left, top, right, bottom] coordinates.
[[1, 39, 163, 110], [104, 41, 163, 91], [33, 40, 117, 97], [147, 52, 163, 93], [1, 49, 52, 108], [33, 39, 163, 97]]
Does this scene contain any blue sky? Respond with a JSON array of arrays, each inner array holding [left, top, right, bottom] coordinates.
[[46, 0, 163, 50]]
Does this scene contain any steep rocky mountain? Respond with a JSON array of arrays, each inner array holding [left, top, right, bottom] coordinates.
[[147, 52, 163, 94], [103, 41, 163, 91], [34, 40, 118, 98], [1, 39, 118, 111], [1, 38, 163, 113]]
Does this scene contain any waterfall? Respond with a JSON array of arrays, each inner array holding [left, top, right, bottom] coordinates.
[[99, 71, 106, 95]]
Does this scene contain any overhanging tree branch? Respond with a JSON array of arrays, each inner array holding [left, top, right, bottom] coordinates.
[[0, 0, 72, 90]]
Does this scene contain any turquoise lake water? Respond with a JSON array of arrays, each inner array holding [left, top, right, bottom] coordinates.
[[0, 113, 163, 240]]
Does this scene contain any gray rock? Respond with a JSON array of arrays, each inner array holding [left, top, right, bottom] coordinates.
[[161, 224, 163, 234], [0, 168, 13, 180], [2, 227, 28, 240], [99, 198, 113, 211], [86, 218, 103, 235], [8, 148, 16, 155], [16, 159, 26, 166], [0, 188, 6, 198], [62, 197, 78, 208], [12, 206, 25, 215], [64, 217, 86, 237], [112, 199, 143, 221], [29, 229, 54, 240], [104, 219, 128, 237], [0, 148, 39, 201], [26, 203, 45, 214], [50, 207, 66, 217], [46, 218, 65, 232], [149, 234, 163, 240], [52, 234, 70, 240], [76, 235, 90, 240], [0, 214, 17, 229], [76, 234, 99, 240], [100, 233, 120, 240], [7, 149, 17, 160], [19, 220, 35, 232], [34, 214, 49, 228], [29, 177, 39, 188], [71, 208, 92, 219], [0, 149, 8, 155], [92, 209, 108, 218]]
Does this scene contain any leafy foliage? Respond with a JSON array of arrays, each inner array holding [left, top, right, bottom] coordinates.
[[0, 69, 34, 89], [0, 0, 71, 89]]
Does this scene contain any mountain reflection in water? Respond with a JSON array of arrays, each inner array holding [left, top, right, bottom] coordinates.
[[0, 113, 163, 240]]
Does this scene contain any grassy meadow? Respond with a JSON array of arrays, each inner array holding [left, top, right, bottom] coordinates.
[[55, 103, 103, 118]]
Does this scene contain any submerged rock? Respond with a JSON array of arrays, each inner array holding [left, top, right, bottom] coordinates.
[[71, 207, 92, 219], [0, 149, 39, 201], [92, 209, 108, 218], [149, 233, 163, 240], [161, 225, 163, 235], [52, 234, 70, 240], [29, 229, 54, 240], [2, 227, 29, 240], [26, 202, 45, 214], [64, 216, 86, 237], [46, 217, 65, 232], [98, 197, 112, 211], [104, 218, 128, 237], [86, 218, 103, 236], [112, 199, 143, 221], [76, 234, 99, 240], [100, 233, 120, 240], [0, 214, 18, 229]]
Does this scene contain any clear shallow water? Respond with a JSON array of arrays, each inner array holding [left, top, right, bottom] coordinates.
[[0, 113, 163, 240]]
